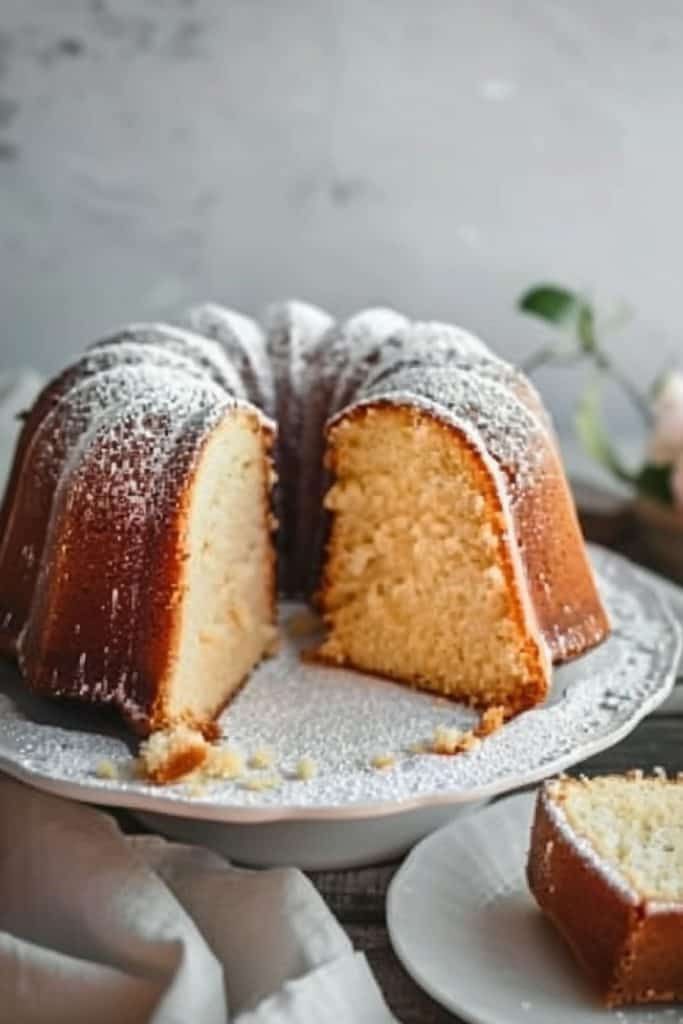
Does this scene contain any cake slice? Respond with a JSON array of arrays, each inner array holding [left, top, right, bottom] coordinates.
[[527, 773, 683, 1007], [17, 382, 277, 737], [315, 328, 609, 716]]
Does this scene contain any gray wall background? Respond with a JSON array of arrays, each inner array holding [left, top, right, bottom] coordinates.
[[1, 0, 682, 453]]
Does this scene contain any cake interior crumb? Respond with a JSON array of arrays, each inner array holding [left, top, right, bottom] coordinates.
[[554, 775, 683, 902]]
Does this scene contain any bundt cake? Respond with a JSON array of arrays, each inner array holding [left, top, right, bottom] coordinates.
[[0, 302, 609, 735], [528, 773, 683, 1006]]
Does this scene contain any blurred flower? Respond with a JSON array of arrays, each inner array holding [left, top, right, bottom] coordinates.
[[648, 371, 683, 466], [672, 455, 683, 510]]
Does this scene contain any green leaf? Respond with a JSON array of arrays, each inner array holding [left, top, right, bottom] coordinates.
[[518, 285, 583, 327], [575, 377, 635, 484], [635, 463, 673, 504]]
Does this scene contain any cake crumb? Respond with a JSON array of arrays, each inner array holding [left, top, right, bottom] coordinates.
[[139, 725, 209, 784], [241, 773, 281, 791], [627, 768, 644, 781], [248, 746, 275, 770], [431, 725, 464, 754], [296, 756, 318, 781], [94, 758, 119, 781], [371, 752, 397, 771], [431, 724, 481, 755], [204, 745, 245, 779], [474, 705, 505, 738], [459, 732, 481, 753], [653, 765, 667, 779]]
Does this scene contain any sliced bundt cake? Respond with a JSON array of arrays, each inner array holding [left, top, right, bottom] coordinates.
[[0, 302, 609, 737]]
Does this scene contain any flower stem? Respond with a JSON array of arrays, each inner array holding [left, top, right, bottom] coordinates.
[[592, 347, 652, 424], [519, 344, 560, 374]]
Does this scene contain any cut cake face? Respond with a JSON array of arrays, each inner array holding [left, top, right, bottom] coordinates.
[[316, 403, 550, 715]]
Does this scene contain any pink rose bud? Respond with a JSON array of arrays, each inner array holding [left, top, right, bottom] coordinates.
[[648, 371, 683, 466], [672, 455, 683, 511]]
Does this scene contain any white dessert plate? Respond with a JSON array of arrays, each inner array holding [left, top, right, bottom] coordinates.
[[387, 791, 683, 1024], [0, 546, 680, 868]]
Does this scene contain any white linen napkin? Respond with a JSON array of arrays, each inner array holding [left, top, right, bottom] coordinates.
[[0, 777, 396, 1024]]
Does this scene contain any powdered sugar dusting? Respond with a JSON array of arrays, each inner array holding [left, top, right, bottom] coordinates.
[[186, 302, 275, 416], [260, 300, 334, 593], [263, 299, 334, 409], [326, 308, 410, 414], [352, 364, 546, 490], [92, 323, 248, 398]]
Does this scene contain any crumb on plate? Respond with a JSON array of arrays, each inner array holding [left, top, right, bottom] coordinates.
[[241, 773, 281, 792], [371, 752, 397, 771], [204, 744, 245, 780], [248, 746, 275, 770], [94, 758, 119, 781], [296, 755, 318, 781], [139, 725, 209, 784], [474, 705, 505, 738], [431, 724, 481, 756]]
